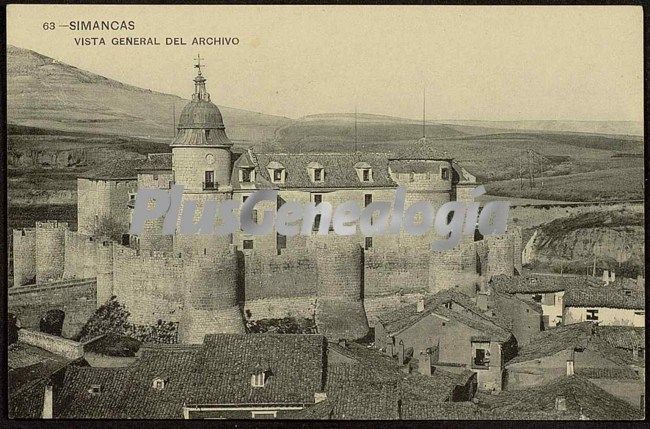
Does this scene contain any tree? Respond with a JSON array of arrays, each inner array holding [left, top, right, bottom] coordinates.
[[92, 216, 126, 243], [39, 309, 65, 336]]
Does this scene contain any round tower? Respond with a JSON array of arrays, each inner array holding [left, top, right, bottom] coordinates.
[[428, 235, 478, 295], [35, 221, 67, 283], [171, 60, 234, 257], [12, 228, 36, 286], [308, 235, 369, 341], [485, 234, 515, 279], [178, 246, 245, 344]]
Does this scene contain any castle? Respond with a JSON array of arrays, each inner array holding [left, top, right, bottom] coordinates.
[[12, 63, 523, 343]]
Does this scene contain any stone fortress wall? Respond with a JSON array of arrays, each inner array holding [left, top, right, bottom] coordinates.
[[12, 216, 522, 343]]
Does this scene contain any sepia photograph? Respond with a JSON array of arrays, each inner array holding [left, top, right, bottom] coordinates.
[[4, 4, 646, 421]]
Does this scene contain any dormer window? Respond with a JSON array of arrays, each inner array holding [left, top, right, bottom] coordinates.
[[267, 161, 286, 184], [152, 378, 165, 390], [89, 384, 102, 394], [441, 167, 450, 180], [239, 167, 256, 183], [354, 162, 373, 183], [307, 162, 325, 183], [251, 372, 265, 387]]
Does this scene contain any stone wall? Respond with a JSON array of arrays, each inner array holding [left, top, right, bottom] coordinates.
[[35, 221, 67, 283], [12, 228, 36, 287], [17, 329, 84, 360], [77, 178, 137, 236], [244, 249, 318, 300], [8, 279, 97, 339], [364, 247, 429, 296]]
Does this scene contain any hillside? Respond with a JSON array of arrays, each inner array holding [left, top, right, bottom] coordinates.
[[7, 44, 292, 143], [523, 208, 645, 277]]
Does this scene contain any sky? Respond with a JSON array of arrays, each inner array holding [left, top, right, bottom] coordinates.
[[7, 5, 643, 121]]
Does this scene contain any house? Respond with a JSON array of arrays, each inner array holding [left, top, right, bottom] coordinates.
[[490, 273, 592, 328], [375, 288, 517, 392], [478, 375, 644, 420], [563, 277, 645, 327], [57, 334, 327, 419], [289, 341, 480, 420], [8, 340, 85, 418], [504, 322, 644, 407]]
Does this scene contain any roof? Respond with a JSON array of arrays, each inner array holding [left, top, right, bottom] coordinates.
[[563, 280, 645, 309], [79, 157, 145, 181], [57, 334, 326, 418], [507, 322, 594, 365], [8, 342, 76, 418], [249, 152, 397, 189], [177, 97, 224, 130], [490, 274, 593, 294], [135, 153, 172, 172], [376, 288, 512, 342], [401, 401, 486, 420], [478, 375, 644, 420], [594, 326, 645, 350], [290, 342, 475, 420]]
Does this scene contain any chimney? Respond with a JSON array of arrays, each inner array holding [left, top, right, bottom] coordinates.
[[42, 384, 53, 419], [566, 359, 575, 376], [314, 391, 327, 404], [610, 271, 615, 282], [602, 270, 609, 284], [338, 338, 347, 348], [417, 297, 425, 313], [418, 349, 433, 377], [476, 292, 489, 311], [555, 396, 567, 412], [397, 340, 405, 365]]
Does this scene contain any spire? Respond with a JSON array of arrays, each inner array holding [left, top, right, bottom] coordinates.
[[192, 54, 210, 101], [354, 105, 358, 153], [422, 85, 426, 139]]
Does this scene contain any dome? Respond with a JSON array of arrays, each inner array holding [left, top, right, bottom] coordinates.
[[177, 99, 225, 129]]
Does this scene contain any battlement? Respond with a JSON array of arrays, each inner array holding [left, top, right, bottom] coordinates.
[[35, 220, 69, 230]]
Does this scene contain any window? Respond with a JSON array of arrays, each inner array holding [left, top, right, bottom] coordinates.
[[243, 240, 254, 250], [313, 194, 323, 204], [586, 309, 599, 321], [277, 233, 287, 252], [251, 411, 276, 419], [242, 195, 249, 203], [362, 169, 371, 182], [128, 193, 136, 207], [441, 168, 449, 180], [532, 294, 543, 303], [313, 168, 323, 182], [153, 173, 159, 181], [89, 384, 102, 394], [251, 372, 266, 387], [364, 194, 372, 207], [365, 236, 373, 250], [273, 169, 283, 183], [472, 345, 490, 369], [204, 171, 215, 189], [152, 378, 165, 390], [444, 302, 453, 309], [239, 168, 255, 183]]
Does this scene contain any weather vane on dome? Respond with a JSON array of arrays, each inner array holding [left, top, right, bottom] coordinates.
[[194, 53, 205, 75]]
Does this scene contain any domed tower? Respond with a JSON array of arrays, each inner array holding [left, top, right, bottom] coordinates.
[[171, 58, 234, 257]]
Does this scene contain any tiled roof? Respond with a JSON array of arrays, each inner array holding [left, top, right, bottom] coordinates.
[[401, 401, 485, 420], [187, 334, 325, 405], [249, 152, 397, 189], [57, 334, 326, 418], [290, 342, 474, 420], [563, 281, 645, 309], [8, 342, 75, 418], [479, 375, 644, 420], [574, 366, 639, 380], [376, 288, 512, 342], [135, 153, 172, 172], [79, 157, 145, 180], [507, 322, 594, 365], [490, 274, 593, 294], [594, 326, 645, 350]]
